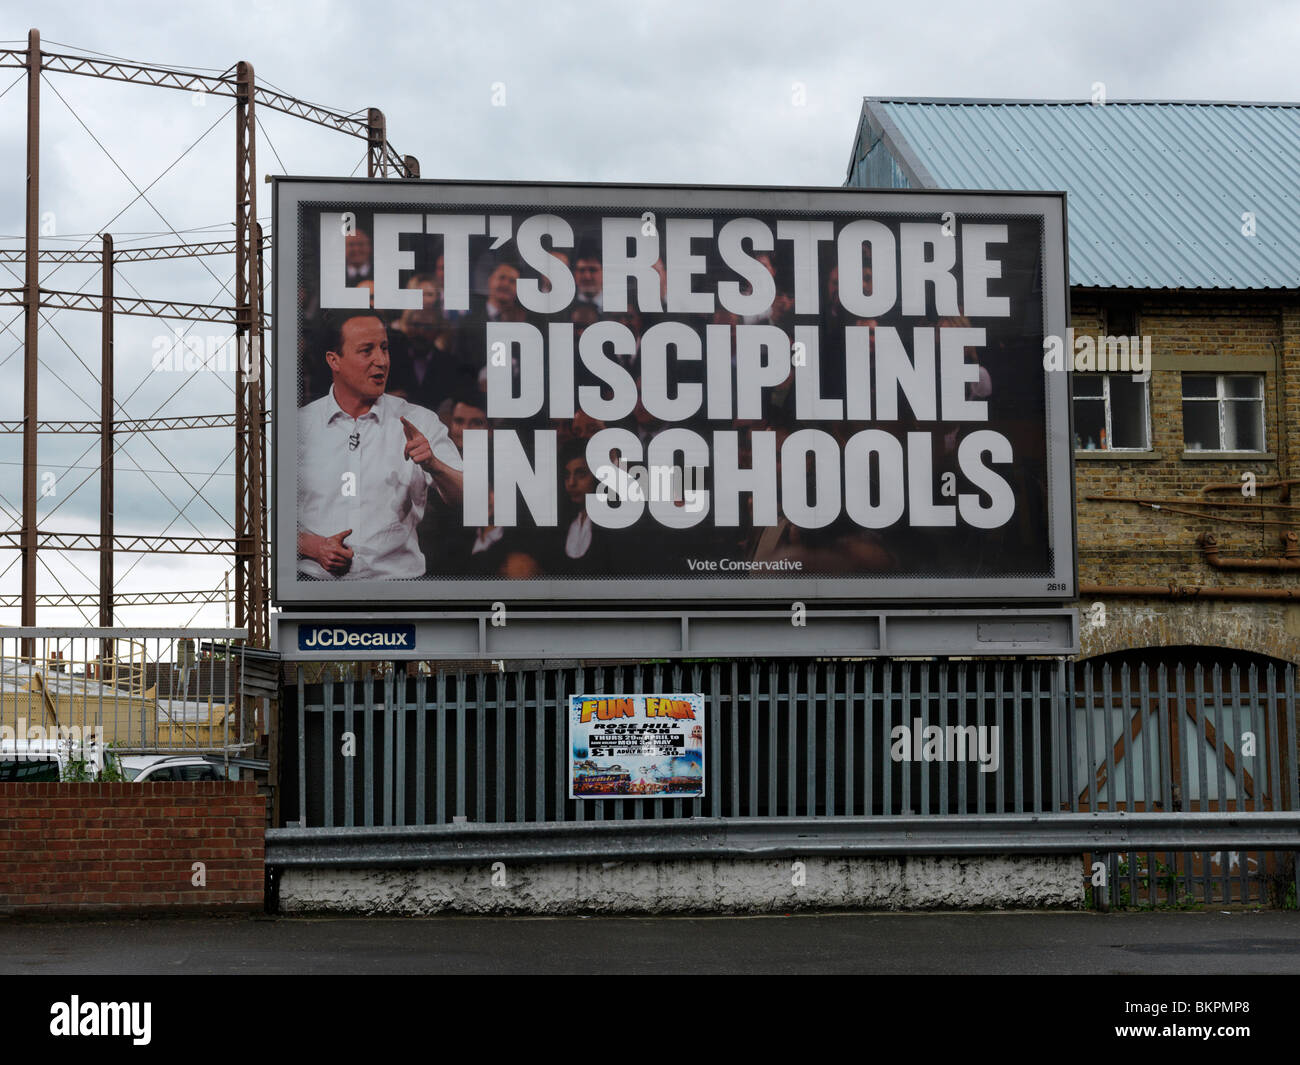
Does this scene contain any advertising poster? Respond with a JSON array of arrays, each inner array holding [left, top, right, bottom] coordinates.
[[273, 179, 1072, 605], [569, 693, 705, 799]]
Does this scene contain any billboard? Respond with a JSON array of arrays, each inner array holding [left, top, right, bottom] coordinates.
[[273, 179, 1072, 606]]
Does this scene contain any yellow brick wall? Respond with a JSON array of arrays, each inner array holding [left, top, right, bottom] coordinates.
[[1071, 292, 1300, 661], [1073, 295, 1296, 587]]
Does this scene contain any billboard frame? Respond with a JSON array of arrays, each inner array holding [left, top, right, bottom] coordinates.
[[272, 177, 1075, 611]]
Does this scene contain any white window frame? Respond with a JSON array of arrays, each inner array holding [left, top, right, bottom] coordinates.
[[1181, 372, 1266, 454], [1073, 372, 1152, 452]]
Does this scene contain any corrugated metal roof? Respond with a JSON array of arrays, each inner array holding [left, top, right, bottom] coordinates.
[[863, 99, 1300, 290]]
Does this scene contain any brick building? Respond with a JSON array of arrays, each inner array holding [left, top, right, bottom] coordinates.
[[845, 98, 1300, 667]]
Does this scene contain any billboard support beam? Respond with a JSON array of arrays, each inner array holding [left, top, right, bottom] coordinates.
[[272, 608, 1080, 662]]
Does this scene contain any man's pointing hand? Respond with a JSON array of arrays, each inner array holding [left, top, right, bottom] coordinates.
[[401, 414, 463, 505], [401, 416, 434, 470]]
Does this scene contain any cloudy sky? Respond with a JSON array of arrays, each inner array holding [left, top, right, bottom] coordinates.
[[0, 0, 1295, 629]]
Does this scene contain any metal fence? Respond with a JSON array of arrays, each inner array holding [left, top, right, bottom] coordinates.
[[0, 628, 262, 759], [285, 660, 1066, 827], [284, 658, 1298, 822], [280, 656, 1298, 906]]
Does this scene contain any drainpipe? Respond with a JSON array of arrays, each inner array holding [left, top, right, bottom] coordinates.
[[1198, 532, 1300, 571], [1201, 478, 1300, 499], [1079, 532, 1300, 596]]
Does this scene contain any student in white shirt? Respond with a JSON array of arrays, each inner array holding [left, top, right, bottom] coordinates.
[[297, 312, 463, 581], [555, 438, 610, 575]]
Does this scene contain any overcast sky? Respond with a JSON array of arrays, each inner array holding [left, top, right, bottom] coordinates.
[[0, 0, 1296, 629]]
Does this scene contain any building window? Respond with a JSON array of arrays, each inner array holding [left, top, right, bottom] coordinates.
[[1073, 373, 1150, 451], [1104, 304, 1138, 340], [1181, 373, 1265, 453]]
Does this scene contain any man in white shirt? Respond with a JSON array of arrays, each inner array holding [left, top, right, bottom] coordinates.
[[297, 312, 464, 581]]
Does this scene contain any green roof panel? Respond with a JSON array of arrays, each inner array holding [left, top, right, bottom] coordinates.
[[849, 98, 1300, 290]]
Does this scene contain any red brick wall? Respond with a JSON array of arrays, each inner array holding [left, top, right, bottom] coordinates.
[[0, 782, 264, 913]]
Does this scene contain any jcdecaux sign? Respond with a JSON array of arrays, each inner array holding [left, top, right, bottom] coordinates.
[[297, 624, 417, 651]]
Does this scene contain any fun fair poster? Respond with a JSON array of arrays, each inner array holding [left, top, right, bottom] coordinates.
[[569, 693, 705, 799]]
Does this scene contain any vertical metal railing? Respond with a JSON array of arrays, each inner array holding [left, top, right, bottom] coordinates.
[[280, 656, 1297, 908], [0, 629, 255, 772], [287, 658, 1075, 827]]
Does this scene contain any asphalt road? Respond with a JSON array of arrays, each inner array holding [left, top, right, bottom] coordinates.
[[3, 910, 1298, 975]]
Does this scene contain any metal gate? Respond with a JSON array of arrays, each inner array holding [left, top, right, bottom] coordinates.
[[1070, 660, 1297, 907]]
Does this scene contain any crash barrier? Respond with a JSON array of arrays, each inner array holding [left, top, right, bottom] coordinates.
[[0, 628, 279, 759], [278, 658, 1299, 908]]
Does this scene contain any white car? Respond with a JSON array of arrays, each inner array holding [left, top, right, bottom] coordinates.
[[119, 755, 230, 782]]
